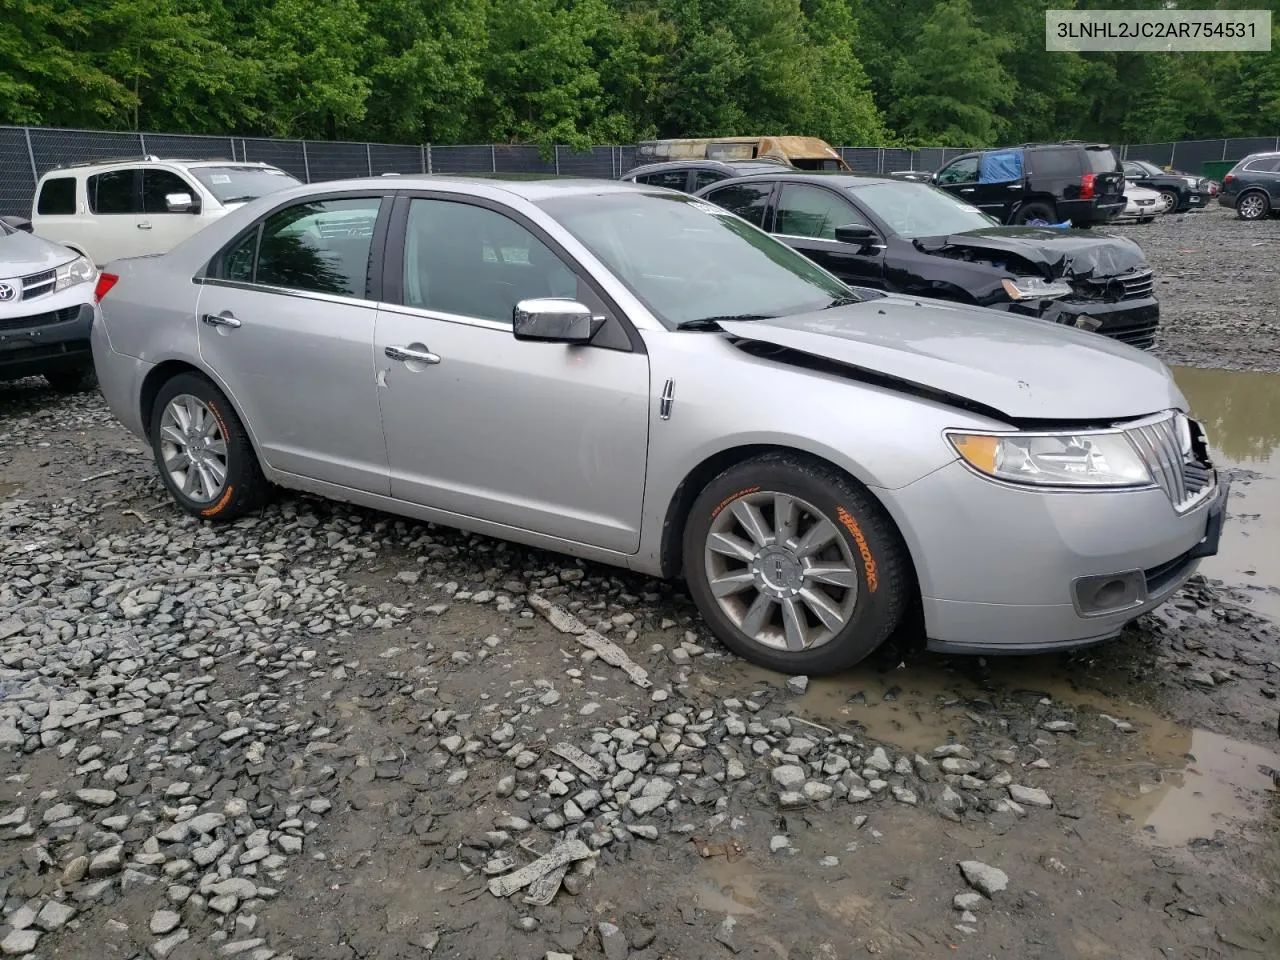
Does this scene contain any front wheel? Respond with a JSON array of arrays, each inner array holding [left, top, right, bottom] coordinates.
[[682, 454, 911, 675], [1157, 189, 1179, 214], [149, 372, 269, 522]]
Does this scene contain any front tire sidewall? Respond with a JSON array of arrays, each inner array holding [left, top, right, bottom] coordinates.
[[148, 373, 264, 522], [683, 458, 907, 675]]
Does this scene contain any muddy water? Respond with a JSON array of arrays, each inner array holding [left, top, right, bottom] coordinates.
[[1172, 365, 1280, 620], [0, 481, 18, 499]]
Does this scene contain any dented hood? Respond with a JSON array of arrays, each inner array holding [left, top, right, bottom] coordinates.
[[719, 295, 1182, 422], [913, 227, 1146, 279]]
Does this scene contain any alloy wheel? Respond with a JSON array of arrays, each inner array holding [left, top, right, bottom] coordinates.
[[159, 394, 229, 503], [703, 491, 860, 653], [1240, 194, 1267, 219], [1157, 191, 1177, 214]]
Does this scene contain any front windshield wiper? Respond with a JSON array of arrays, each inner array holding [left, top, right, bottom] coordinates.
[[674, 314, 772, 330], [219, 195, 259, 204]]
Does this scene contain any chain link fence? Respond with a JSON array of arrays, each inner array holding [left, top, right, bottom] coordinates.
[[3, 124, 1279, 217]]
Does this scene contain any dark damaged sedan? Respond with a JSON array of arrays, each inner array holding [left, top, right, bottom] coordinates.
[[695, 173, 1160, 350]]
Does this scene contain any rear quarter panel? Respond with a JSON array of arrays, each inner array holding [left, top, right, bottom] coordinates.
[[99, 257, 202, 364]]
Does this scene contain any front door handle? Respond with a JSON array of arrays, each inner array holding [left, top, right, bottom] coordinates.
[[959, 188, 975, 194], [385, 344, 441, 364], [137, 221, 152, 230], [1007, 184, 1023, 189], [201, 312, 242, 329]]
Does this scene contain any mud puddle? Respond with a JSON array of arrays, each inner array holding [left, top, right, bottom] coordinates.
[[0, 481, 18, 498], [1105, 724, 1280, 847], [1173, 365, 1280, 620]]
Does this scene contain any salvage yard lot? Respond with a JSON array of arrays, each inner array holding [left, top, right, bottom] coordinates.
[[1, 205, 1278, 960]]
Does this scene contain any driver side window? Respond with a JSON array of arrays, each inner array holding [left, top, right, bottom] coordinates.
[[936, 157, 978, 185], [774, 184, 866, 240]]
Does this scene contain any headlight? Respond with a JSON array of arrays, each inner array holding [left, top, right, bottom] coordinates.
[[948, 430, 1152, 488], [1001, 277, 1072, 301], [54, 256, 96, 292], [1185, 177, 1200, 188]]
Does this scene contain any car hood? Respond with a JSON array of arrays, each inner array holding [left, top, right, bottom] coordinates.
[[0, 229, 78, 277], [718, 296, 1182, 422], [912, 227, 1145, 280]]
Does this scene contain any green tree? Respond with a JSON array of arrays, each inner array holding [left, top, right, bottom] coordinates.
[[889, 0, 1013, 146]]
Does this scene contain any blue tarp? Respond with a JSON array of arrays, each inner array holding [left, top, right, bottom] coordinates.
[[979, 148, 1023, 184]]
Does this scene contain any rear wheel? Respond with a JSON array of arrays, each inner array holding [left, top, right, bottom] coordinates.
[[1237, 190, 1271, 221], [682, 454, 910, 675], [149, 372, 269, 522], [44, 365, 97, 394], [1014, 201, 1055, 225]]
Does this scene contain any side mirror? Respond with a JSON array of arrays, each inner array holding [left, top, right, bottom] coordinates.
[[1, 215, 33, 233], [512, 298, 605, 344], [834, 224, 878, 246], [164, 192, 198, 213]]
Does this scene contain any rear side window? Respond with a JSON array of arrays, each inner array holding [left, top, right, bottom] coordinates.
[[37, 177, 76, 215], [1244, 157, 1280, 173], [1028, 149, 1082, 179], [648, 170, 692, 192], [1085, 148, 1120, 173], [702, 182, 773, 228], [89, 170, 138, 214]]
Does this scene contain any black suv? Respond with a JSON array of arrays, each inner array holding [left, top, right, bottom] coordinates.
[[1121, 160, 1215, 214], [1218, 152, 1280, 220], [932, 142, 1126, 227], [620, 158, 790, 194]]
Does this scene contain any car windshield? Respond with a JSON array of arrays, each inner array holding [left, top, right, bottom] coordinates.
[[536, 191, 858, 328], [849, 182, 997, 239], [192, 166, 301, 204]]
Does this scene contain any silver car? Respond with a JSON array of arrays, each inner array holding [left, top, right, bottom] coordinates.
[[91, 176, 1228, 674]]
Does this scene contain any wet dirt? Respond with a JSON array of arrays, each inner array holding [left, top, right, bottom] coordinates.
[[1173, 364, 1280, 620]]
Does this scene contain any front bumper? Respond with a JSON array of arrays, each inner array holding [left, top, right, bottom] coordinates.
[[882, 460, 1226, 655], [1011, 295, 1160, 351], [0, 296, 96, 382], [1184, 190, 1213, 209]]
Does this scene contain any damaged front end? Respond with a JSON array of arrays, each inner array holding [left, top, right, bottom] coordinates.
[[914, 229, 1161, 351]]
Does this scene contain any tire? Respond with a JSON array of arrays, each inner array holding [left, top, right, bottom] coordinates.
[[1237, 190, 1271, 221], [682, 453, 911, 675], [1014, 201, 1056, 225], [44, 365, 97, 394], [1157, 189, 1179, 214], [148, 371, 269, 522]]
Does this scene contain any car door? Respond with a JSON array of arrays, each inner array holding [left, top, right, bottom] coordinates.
[[86, 169, 144, 263], [1123, 161, 1154, 191], [968, 151, 1025, 221], [932, 155, 980, 202], [697, 180, 776, 229], [195, 193, 391, 494], [769, 181, 884, 288], [140, 168, 204, 255], [373, 193, 650, 553]]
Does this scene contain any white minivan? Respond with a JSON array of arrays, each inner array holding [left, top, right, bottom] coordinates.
[[31, 157, 302, 265]]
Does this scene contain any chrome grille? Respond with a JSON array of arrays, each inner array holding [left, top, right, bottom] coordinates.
[[1118, 269, 1154, 299], [22, 269, 56, 300], [1124, 412, 1215, 512]]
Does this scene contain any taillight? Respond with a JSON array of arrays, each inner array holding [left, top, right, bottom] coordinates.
[[93, 272, 119, 303], [1080, 173, 1096, 200], [1223, 173, 1235, 184]]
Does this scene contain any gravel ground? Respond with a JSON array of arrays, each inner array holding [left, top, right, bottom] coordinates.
[[2, 220, 1280, 960], [1106, 205, 1280, 373]]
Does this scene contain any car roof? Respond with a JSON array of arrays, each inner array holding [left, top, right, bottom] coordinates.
[[40, 157, 281, 177], [694, 171, 900, 189], [623, 158, 789, 177], [260, 174, 657, 203]]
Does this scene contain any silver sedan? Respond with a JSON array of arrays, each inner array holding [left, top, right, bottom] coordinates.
[[91, 176, 1228, 674]]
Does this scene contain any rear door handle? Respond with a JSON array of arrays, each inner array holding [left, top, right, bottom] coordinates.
[[959, 188, 975, 193], [1007, 184, 1023, 190], [385, 344, 441, 364], [201, 312, 242, 329], [137, 221, 152, 230]]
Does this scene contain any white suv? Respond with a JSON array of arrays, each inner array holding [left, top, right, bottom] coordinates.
[[31, 157, 302, 265]]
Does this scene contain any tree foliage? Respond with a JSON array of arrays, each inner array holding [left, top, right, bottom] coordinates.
[[0, 0, 1276, 147]]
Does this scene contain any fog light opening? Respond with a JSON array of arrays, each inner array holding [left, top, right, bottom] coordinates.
[[1072, 570, 1148, 617]]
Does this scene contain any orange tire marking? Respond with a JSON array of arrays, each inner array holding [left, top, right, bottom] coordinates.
[[711, 486, 760, 520], [201, 484, 234, 517], [836, 506, 878, 592]]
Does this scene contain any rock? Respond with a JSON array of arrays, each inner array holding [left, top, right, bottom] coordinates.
[[1188, 671, 1216, 688], [0, 807, 27, 827], [954, 892, 985, 911], [1008, 785, 1052, 808], [934, 785, 965, 821], [771, 765, 807, 791], [865, 747, 892, 773], [959, 861, 1008, 897], [597, 921, 628, 960], [1040, 720, 1078, 733], [715, 915, 742, 953], [150, 910, 182, 935], [150, 929, 190, 958], [42, 803, 75, 825], [35, 901, 76, 932], [777, 791, 807, 808], [785, 737, 817, 757], [0, 929, 39, 955], [891, 785, 917, 805], [75, 788, 117, 807], [819, 856, 839, 867], [89, 846, 124, 877], [770, 835, 791, 852], [932, 744, 973, 759], [786, 676, 809, 695], [940, 757, 980, 775], [61, 855, 89, 885]]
